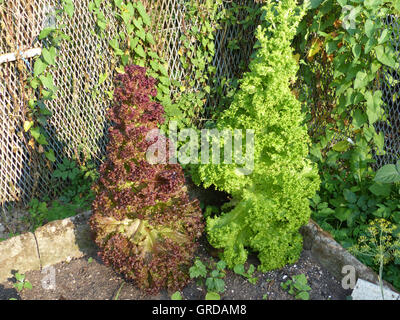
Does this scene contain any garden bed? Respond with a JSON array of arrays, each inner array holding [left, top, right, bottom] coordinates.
[[0, 236, 350, 300]]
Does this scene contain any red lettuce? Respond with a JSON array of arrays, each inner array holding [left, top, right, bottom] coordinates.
[[90, 65, 203, 294]]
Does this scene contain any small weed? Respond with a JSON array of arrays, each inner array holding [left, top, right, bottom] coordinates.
[[280, 274, 311, 300], [189, 258, 226, 298], [205, 292, 220, 300], [262, 293, 268, 300], [233, 263, 258, 284], [13, 273, 32, 292], [171, 291, 183, 300]]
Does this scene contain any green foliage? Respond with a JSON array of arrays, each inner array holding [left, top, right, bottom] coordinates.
[[280, 274, 311, 300], [205, 292, 221, 300], [25, 157, 98, 231], [189, 259, 226, 295], [205, 269, 226, 293], [189, 259, 208, 279], [193, 0, 320, 271], [13, 273, 32, 292], [300, 0, 398, 176], [25, 2, 73, 162], [296, 0, 400, 291], [374, 160, 400, 184], [171, 291, 183, 300], [233, 264, 258, 284]]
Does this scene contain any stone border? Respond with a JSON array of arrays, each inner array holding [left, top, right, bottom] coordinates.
[[0, 212, 399, 295], [0, 211, 96, 283], [300, 219, 399, 293]]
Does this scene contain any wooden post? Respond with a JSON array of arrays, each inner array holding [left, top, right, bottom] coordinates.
[[0, 48, 42, 64]]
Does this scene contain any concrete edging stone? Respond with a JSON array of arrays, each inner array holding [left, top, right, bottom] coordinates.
[[0, 211, 95, 283]]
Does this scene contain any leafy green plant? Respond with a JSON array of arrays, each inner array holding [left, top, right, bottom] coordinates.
[[189, 259, 226, 296], [374, 160, 400, 184], [205, 261, 226, 293], [13, 273, 32, 292], [189, 259, 208, 279], [296, 2, 400, 292], [280, 274, 311, 300], [24, 156, 98, 231], [52, 157, 98, 204], [262, 293, 268, 300], [171, 291, 183, 300], [205, 292, 220, 300], [26, 198, 48, 231], [192, 0, 320, 271], [233, 264, 258, 284], [24, 1, 74, 164]]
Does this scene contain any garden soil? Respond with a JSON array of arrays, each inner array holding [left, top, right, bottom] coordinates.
[[0, 236, 351, 300]]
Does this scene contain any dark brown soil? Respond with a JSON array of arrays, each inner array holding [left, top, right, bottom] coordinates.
[[0, 237, 351, 300]]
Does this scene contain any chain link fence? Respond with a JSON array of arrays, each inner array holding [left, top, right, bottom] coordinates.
[[2, 1, 398, 220], [374, 14, 400, 167], [0, 0, 259, 217]]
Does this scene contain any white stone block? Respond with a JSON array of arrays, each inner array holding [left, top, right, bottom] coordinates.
[[352, 278, 400, 300]]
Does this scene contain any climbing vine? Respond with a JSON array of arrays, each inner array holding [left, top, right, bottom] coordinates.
[[88, 0, 263, 130], [24, 0, 74, 163]]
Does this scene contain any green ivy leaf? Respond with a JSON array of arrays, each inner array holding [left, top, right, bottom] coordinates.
[[369, 182, 392, 197], [42, 47, 57, 65], [378, 29, 389, 44], [98, 72, 108, 85], [62, 0, 75, 18], [136, 2, 151, 26], [365, 19, 375, 38], [352, 44, 361, 60], [34, 59, 48, 77], [137, 29, 146, 41], [30, 127, 41, 140], [133, 18, 143, 30], [332, 140, 350, 152], [146, 33, 155, 45], [365, 90, 382, 124], [354, 71, 368, 89], [374, 164, 400, 183], [39, 27, 55, 40], [114, 0, 123, 8], [45, 149, 56, 162], [39, 74, 56, 91], [352, 109, 366, 129], [375, 45, 396, 68], [134, 45, 146, 58]]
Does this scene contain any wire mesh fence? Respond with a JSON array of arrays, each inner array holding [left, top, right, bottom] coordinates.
[[374, 14, 400, 167], [1, 1, 399, 220], [0, 0, 260, 217]]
